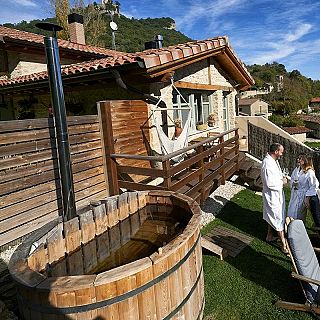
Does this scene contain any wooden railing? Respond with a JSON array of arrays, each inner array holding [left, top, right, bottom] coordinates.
[[107, 128, 240, 203]]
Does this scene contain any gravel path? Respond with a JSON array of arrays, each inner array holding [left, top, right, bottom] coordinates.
[[200, 180, 246, 227], [0, 245, 18, 270]]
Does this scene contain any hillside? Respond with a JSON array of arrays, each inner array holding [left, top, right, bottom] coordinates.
[[3, 15, 191, 53], [246, 62, 320, 121]]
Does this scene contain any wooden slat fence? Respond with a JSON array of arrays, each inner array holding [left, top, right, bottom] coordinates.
[[248, 122, 320, 179], [0, 115, 108, 247]]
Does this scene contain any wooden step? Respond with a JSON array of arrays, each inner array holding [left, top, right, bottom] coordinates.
[[246, 167, 261, 181], [239, 160, 254, 175], [255, 176, 262, 185], [201, 236, 228, 260], [238, 152, 246, 162]]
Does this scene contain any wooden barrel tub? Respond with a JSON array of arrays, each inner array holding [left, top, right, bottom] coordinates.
[[9, 191, 204, 319]]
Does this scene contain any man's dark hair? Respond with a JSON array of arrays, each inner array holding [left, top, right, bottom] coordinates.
[[269, 143, 282, 153]]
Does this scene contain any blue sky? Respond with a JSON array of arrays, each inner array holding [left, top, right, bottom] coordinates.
[[1, 0, 319, 80]]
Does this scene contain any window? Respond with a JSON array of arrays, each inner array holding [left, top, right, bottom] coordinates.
[[173, 90, 213, 130], [222, 92, 229, 131], [173, 92, 190, 127]]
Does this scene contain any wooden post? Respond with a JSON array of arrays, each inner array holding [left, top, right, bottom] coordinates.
[[98, 101, 119, 195], [162, 160, 172, 190], [247, 119, 250, 154], [198, 145, 205, 203], [235, 128, 240, 171], [220, 135, 225, 184]]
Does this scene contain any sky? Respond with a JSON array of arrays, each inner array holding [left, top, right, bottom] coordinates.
[[0, 0, 319, 80]]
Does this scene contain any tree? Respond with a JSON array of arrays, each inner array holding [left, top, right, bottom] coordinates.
[[72, 2, 108, 47], [50, 0, 70, 40], [282, 115, 304, 127]]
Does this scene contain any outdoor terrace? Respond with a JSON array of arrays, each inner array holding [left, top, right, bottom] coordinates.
[[105, 128, 241, 204]]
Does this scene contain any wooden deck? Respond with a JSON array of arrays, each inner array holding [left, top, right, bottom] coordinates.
[[103, 126, 241, 204]]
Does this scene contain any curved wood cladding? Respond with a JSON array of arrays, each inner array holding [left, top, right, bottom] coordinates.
[[9, 191, 204, 320], [0, 115, 108, 246]]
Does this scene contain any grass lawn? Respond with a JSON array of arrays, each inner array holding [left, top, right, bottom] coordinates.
[[304, 141, 320, 149], [202, 187, 315, 320]]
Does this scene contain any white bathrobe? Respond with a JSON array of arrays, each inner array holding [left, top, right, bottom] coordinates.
[[261, 153, 285, 231], [287, 167, 319, 220]]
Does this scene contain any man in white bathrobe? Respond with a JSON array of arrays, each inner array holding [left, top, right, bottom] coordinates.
[[261, 143, 288, 253]]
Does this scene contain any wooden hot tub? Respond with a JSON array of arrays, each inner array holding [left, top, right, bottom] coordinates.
[[9, 191, 204, 319]]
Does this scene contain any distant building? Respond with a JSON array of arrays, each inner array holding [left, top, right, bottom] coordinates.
[[300, 115, 320, 138], [283, 126, 312, 143], [309, 97, 320, 112], [263, 82, 274, 92], [239, 83, 273, 99], [275, 75, 284, 92], [238, 98, 269, 117]]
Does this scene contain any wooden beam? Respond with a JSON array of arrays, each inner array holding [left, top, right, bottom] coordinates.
[[215, 49, 253, 90], [159, 71, 175, 83], [97, 101, 119, 196], [174, 81, 233, 92], [207, 58, 212, 85]]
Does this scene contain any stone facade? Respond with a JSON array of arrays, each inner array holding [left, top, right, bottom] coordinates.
[[148, 58, 237, 151], [5, 85, 135, 120], [5, 51, 82, 79]]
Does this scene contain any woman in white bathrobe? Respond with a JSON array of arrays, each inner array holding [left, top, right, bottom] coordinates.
[[287, 154, 320, 226], [261, 143, 287, 253]]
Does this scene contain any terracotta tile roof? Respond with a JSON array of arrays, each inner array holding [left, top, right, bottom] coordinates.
[[0, 25, 120, 57], [0, 55, 137, 86], [283, 126, 312, 135], [310, 97, 320, 103], [239, 98, 259, 105], [300, 115, 320, 124], [0, 29, 254, 88]]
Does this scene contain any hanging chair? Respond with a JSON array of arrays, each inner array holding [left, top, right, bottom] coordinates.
[[153, 110, 191, 163]]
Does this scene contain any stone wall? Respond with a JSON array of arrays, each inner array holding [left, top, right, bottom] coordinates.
[[7, 51, 83, 78]]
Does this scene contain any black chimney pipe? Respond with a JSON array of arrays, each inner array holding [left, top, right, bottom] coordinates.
[[154, 35, 163, 48], [36, 22, 76, 221]]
